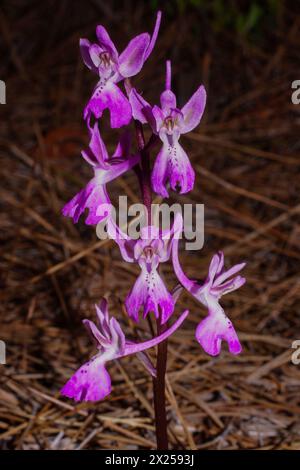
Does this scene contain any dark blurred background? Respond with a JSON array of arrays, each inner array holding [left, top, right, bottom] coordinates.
[[1, 0, 300, 450]]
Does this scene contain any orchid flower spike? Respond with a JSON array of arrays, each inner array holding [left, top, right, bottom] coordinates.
[[129, 60, 206, 197], [61, 299, 188, 402], [107, 214, 183, 324], [81, 11, 161, 128], [172, 216, 246, 356], [62, 123, 139, 225]]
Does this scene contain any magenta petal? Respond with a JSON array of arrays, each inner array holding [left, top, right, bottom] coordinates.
[[129, 89, 155, 129], [215, 251, 225, 276], [61, 357, 111, 402], [180, 85, 206, 134], [165, 60, 171, 90], [160, 89, 177, 113], [118, 33, 150, 78], [206, 252, 223, 288], [152, 105, 165, 133], [129, 89, 149, 124], [158, 213, 183, 263], [169, 143, 195, 194], [136, 350, 157, 377], [214, 262, 246, 287], [107, 217, 136, 262], [80, 38, 99, 73], [151, 144, 170, 198], [89, 44, 104, 68], [195, 312, 242, 356], [62, 180, 111, 225], [124, 309, 189, 357], [125, 269, 174, 323], [143, 11, 162, 61], [151, 142, 195, 197], [84, 82, 132, 128], [211, 276, 246, 297], [171, 215, 196, 292], [112, 129, 131, 159], [83, 319, 109, 347], [95, 25, 119, 63], [81, 123, 109, 168]]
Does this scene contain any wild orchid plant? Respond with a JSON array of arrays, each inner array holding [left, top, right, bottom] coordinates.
[[61, 11, 246, 449]]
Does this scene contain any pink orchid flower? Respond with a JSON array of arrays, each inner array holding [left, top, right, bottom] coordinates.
[[107, 214, 182, 324], [172, 217, 246, 356], [129, 61, 206, 197], [62, 123, 139, 225], [81, 12, 161, 128], [61, 299, 188, 402]]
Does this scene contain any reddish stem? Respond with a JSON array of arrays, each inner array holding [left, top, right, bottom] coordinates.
[[153, 320, 169, 449], [135, 120, 152, 223], [134, 119, 169, 449]]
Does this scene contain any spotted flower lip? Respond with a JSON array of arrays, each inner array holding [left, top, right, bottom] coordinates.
[[81, 11, 161, 128], [129, 60, 206, 197], [172, 216, 246, 356], [107, 214, 182, 324], [61, 299, 188, 402], [62, 123, 139, 225]]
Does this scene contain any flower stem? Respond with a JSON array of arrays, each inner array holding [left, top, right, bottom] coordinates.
[[134, 120, 152, 224], [153, 320, 169, 449], [134, 120, 169, 449]]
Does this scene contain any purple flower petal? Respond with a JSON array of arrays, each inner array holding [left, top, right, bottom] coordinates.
[[129, 89, 156, 129], [125, 268, 174, 324], [124, 309, 189, 356], [151, 141, 195, 197], [61, 357, 111, 402], [62, 179, 111, 225], [160, 89, 177, 114], [158, 212, 183, 262], [96, 25, 119, 63], [172, 243, 246, 356], [152, 105, 165, 134], [136, 350, 157, 377], [89, 44, 104, 68], [171, 214, 196, 291], [83, 319, 109, 347], [81, 123, 109, 168], [107, 218, 136, 262], [118, 33, 150, 78], [180, 85, 206, 134], [95, 300, 111, 339], [195, 310, 242, 356], [211, 276, 246, 296], [214, 262, 246, 287], [151, 143, 169, 198], [143, 11, 162, 61], [168, 143, 195, 194], [80, 38, 98, 73], [112, 129, 131, 159], [61, 301, 189, 403], [206, 252, 223, 288], [84, 82, 132, 128], [98, 152, 140, 184], [165, 60, 171, 90]]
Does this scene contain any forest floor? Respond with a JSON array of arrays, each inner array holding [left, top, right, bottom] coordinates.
[[1, 0, 300, 449]]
